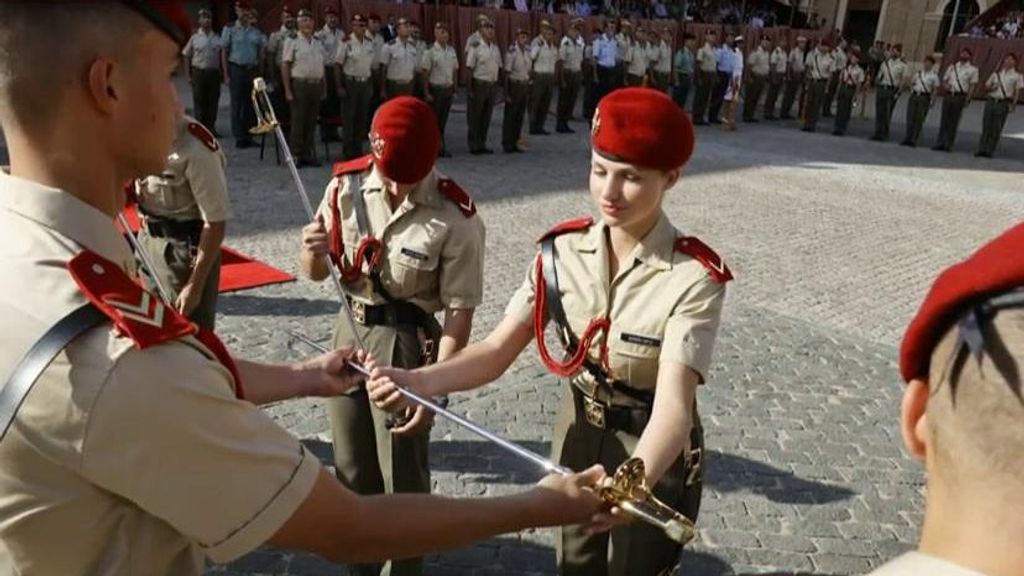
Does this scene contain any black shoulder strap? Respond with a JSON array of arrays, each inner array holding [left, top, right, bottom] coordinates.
[[351, 175, 396, 302], [0, 304, 107, 441]]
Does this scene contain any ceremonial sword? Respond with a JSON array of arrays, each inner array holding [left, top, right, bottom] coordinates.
[[118, 211, 175, 306]]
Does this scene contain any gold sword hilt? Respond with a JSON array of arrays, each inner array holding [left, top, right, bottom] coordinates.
[[597, 457, 697, 544]]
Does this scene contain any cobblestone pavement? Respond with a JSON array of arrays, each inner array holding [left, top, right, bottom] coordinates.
[[5, 84, 1021, 575]]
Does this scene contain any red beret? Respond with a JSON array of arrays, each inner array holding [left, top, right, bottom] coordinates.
[[324, 6, 338, 15], [120, 0, 191, 45], [899, 222, 1024, 383], [369, 97, 440, 185], [591, 88, 694, 171], [236, 0, 253, 8]]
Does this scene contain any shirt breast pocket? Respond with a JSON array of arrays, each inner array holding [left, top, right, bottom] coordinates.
[[387, 241, 441, 293], [612, 331, 663, 389]]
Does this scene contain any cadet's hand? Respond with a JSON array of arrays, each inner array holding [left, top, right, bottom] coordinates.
[[366, 364, 418, 412], [389, 405, 434, 436], [296, 347, 367, 397], [175, 282, 202, 316], [529, 465, 610, 528], [301, 219, 330, 259], [285, 91, 295, 102]]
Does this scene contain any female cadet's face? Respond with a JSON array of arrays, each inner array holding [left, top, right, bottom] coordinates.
[[119, 31, 183, 177], [589, 151, 678, 233]]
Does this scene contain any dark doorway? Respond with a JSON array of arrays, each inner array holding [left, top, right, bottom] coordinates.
[[845, 9, 881, 51], [935, 0, 982, 51]]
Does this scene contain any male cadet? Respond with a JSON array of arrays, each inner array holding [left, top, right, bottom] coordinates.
[[871, 221, 1024, 576], [410, 22, 428, 100], [380, 18, 418, 101], [591, 20, 619, 116], [221, 0, 266, 148], [801, 38, 834, 132], [708, 35, 736, 124], [464, 14, 489, 59], [932, 47, 979, 152], [651, 28, 673, 93], [529, 21, 559, 136], [182, 8, 222, 135], [135, 116, 228, 331], [692, 30, 719, 124], [465, 16, 501, 155], [832, 47, 866, 136], [673, 33, 696, 110], [315, 6, 344, 142], [975, 53, 1023, 158], [422, 22, 459, 157], [556, 20, 585, 133], [780, 35, 807, 119], [335, 13, 375, 161], [615, 20, 634, 86], [581, 26, 599, 121], [504, 28, 533, 154], [0, 3, 608, 575], [368, 14, 387, 111], [871, 43, 908, 141], [265, 6, 297, 128], [743, 36, 771, 122], [282, 8, 326, 168], [822, 38, 847, 117], [624, 26, 650, 87], [900, 55, 940, 148], [764, 36, 787, 119]]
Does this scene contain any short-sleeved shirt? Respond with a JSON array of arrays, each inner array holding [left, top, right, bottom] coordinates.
[[626, 41, 648, 76], [505, 215, 726, 404], [770, 47, 787, 74], [593, 34, 618, 68], [530, 38, 559, 74], [830, 48, 848, 73], [653, 40, 672, 74], [337, 34, 375, 79], [747, 47, 770, 76], [840, 63, 865, 86], [674, 47, 694, 75], [137, 118, 230, 223], [910, 68, 940, 94], [183, 29, 222, 69], [696, 43, 717, 72], [381, 39, 419, 82], [943, 61, 979, 93], [866, 552, 987, 576], [560, 36, 585, 72], [266, 26, 296, 67], [282, 34, 326, 80], [877, 58, 908, 87], [715, 46, 734, 73], [315, 167, 486, 312], [615, 34, 631, 62], [986, 69, 1024, 99], [805, 49, 834, 80], [222, 23, 266, 66], [0, 172, 320, 575], [788, 47, 806, 73], [467, 39, 502, 82], [423, 42, 458, 87], [315, 25, 345, 64], [506, 44, 533, 82]]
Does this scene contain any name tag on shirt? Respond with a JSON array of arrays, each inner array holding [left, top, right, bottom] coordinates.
[[401, 247, 430, 261], [620, 333, 662, 348]]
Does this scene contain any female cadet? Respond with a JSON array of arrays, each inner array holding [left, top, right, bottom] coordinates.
[[368, 87, 732, 576]]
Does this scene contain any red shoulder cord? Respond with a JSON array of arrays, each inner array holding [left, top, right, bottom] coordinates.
[[532, 254, 612, 377], [327, 181, 383, 282]]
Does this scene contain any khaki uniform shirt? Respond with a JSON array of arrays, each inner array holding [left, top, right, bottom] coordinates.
[[464, 30, 482, 57], [0, 172, 320, 575], [381, 39, 418, 82], [337, 34, 374, 79], [315, 25, 345, 64], [467, 39, 502, 82], [531, 38, 559, 75], [506, 44, 533, 82], [625, 41, 648, 76], [877, 58, 908, 87], [789, 47, 806, 73], [747, 47, 770, 77], [505, 215, 725, 404], [697, 43, 717, 73], [371, 32, 386, 68], [770, 47, 787, 75], [267, 26, 297, 66], [654, 40, 672, 74], [943, 61, 979, 93], [840, 63, 865, 86], [985, 69, 1024, 99], [423, 43, 458, 87], [830, 48, 848, 73], [137, 118, 230, 223], [615, 34, 631, 63], [282, 33, 326, 80], [315, 167, 485, 312], [911, 68, 940, 94], [867, 552, 987, 576], [805, 49, 834, 80], [183, 29, 222, 70], [560, 36, 585, 72]]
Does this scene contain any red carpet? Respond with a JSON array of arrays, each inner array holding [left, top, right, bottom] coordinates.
[[119, 206, 295, 293]]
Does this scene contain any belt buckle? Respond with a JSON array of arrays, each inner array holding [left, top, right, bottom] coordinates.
[[350, 300, 366, 325], [685, 447, 703, 487], [582, 395, 606, 429]]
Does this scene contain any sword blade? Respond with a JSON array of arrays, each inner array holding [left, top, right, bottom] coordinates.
[[118, 212, 175, 305]]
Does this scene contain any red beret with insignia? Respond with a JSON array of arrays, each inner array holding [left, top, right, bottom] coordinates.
[[591, 87, 694, 171], [120, 0, 192, 45], [369, 97, 440, 185], [899, 222, 1024, 383]]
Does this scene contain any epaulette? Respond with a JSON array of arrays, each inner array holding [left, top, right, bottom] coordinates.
[[331, 154, 374, 178], [537, 216, 594, 243], [437, 178, 476, 218], [187, 121, 220, 152], [68, 251, 196, 349], [675, 236, 733, 284], [469, 39, 480, 48]]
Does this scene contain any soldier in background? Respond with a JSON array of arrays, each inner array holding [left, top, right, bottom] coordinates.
[[530, 21, 559, 135], [182, 8, 223, 135], [871, 43, 907, 142], [764, 37, 787, 120], [282, 8, 325, 167], [380, 18, 418, 101], [900, 55, 940, 148], [616, 20, 634, 87], [316, 6, 344, 142], [466, 17, 501, 154], [832, 47, 865, 136], [624, 26, 650, 87], [780, 35, 807, 119], [368, 14, 387, 112], [410, 22, 428, 100], [422, 22, 459, 157], [822, 38, 847, 118], [265, 5, 297, 128], [673, 33, 696, 111], [504, 29, 533, 153], [335, 13, 375, 160], [651, 27, 673, 93], [220, 1, 266, 148], [975, 53, 1022, 158], [744, 36, 771, 123], [557, 20, 585, 133], [691, 29, 718, 125], [590, 20, 619, 120], [932, 47, 979, 152], [801, 38, 834, 132]]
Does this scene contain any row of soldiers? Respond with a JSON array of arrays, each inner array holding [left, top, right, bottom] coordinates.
[[689, 31, 1023, 158]]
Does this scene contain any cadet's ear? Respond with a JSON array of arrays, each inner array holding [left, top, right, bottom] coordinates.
[[901, 378, 930, 462], [663, 167, 681, 190], [87, 58, 120, 116]]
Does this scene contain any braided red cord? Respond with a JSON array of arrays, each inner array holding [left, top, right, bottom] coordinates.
[[327, 181, 384, 283], [533, 255, 611, 377]]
